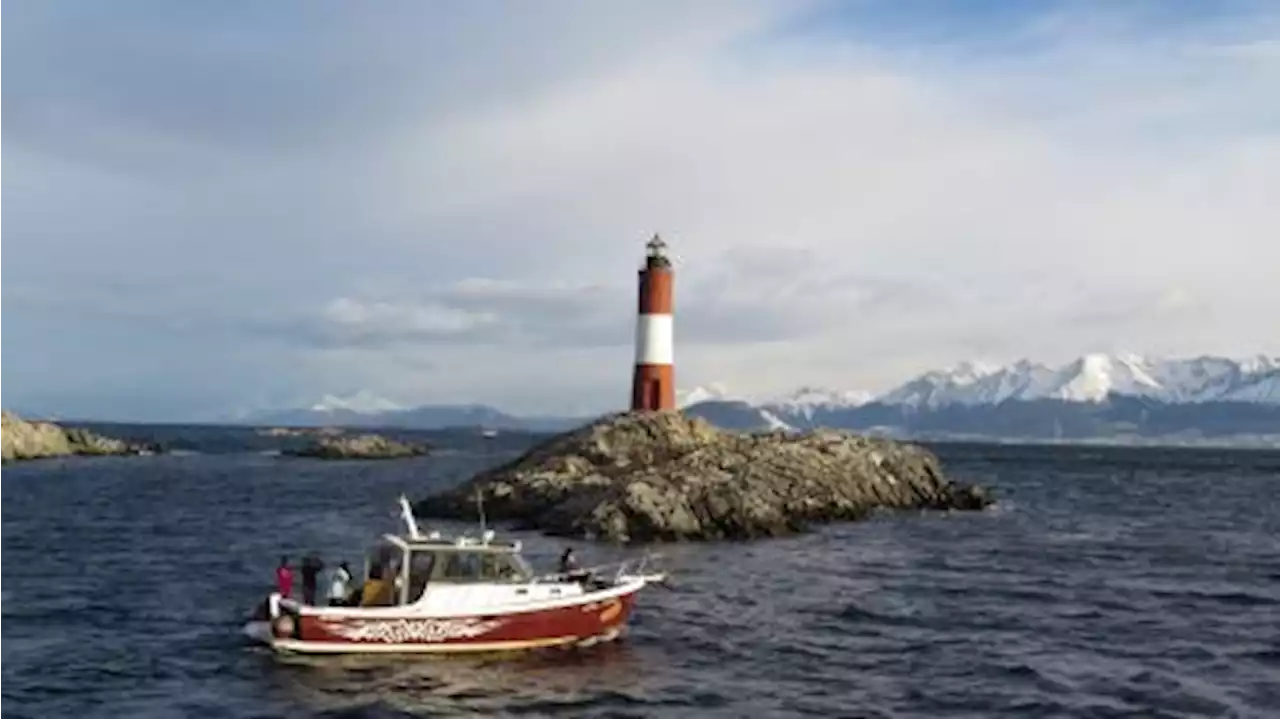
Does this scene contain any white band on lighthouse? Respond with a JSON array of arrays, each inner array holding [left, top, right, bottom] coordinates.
[[634, 314, 674, 365]]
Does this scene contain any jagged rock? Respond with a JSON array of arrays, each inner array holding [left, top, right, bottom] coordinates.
[[1, 411, 160, 462], [72, 427, 159, 456], [2, 411, 73, 461], [415, 411, 994, 543], [286, 433, 429, 459]]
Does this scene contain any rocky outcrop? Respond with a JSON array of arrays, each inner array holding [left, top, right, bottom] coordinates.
[[1, 411, 160, 462], [2, 412, 73, 461], [62, 427, 159, 456], [286, 433, 429, 459], [256, 426, 344, 438], [415, 411, 993, 543]]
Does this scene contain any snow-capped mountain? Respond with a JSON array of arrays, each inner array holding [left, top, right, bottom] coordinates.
[[233, 353, 1278, 442], [309, 390, 404, 414], [1220, 370, 1280, 403], [875, 354, 1168, 407], [1045, 353, 1163, 402], [676, 384, 736, 408], [680, 350, 1280, 427], [867, 354, 1280, 409], [677, 384, 873, 416], [877, 360, 1034, 407], [674, 384, 876, 432], [768, 386, 875, 418], [679, 353, 1280, 440], [242, 391, 578, 431]]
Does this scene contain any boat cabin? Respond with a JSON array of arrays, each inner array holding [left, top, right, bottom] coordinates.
[[355, 532, 540, 607]]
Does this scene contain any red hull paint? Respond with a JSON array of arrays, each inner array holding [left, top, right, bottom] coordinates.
[[291, 591, 638, 649]]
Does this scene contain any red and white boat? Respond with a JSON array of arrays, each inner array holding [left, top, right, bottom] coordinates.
[[243, 496, 667, 655]]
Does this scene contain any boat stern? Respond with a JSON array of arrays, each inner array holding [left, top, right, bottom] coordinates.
[[242, 619, 274, 644], [243, 592, 303, 649]]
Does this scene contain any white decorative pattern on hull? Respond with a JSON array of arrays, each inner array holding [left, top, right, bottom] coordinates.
[[324, 618, 507, 644]]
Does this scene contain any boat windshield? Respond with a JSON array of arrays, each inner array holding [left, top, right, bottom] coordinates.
[[509, 552, 535, 581], [495, 551, 534, 582], [437, 549, 532, 584]]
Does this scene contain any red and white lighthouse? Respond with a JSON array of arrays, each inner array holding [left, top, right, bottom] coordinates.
[[631, 234, 676, 412]]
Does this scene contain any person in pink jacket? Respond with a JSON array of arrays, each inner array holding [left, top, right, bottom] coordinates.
[[276, 555, 294, 598]]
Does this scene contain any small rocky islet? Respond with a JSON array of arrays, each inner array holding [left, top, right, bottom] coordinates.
[[1, 411, 426, 462], [284, 433, 430, 460], [415, 410, 993, 543], [256, 426, 345, 439], [1, 411, 161, 462]]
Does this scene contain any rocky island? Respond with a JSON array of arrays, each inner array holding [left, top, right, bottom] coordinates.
[[1, 411, 161, 462], [285, 433, 429, 459], [415, 411, 993, 543], [256, 426, 344, 438]]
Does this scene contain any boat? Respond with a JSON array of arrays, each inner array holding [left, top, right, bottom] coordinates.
[[243, 496, 667, 655]]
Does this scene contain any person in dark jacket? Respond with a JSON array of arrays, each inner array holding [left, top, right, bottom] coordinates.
[[300, 552, 325, 605], [558, 548, 579, 575]]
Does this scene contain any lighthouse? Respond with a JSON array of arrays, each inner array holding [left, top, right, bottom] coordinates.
[[631, 234, 676, 411]]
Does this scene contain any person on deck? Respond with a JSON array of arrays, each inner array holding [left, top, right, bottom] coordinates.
[[300, 553, 324, 605], [559, 548, 579, 575], [360, 563, 394, 606], [276, 556, 293, 598], [328, 561, 352, 607], [559, 547, 593, 585]]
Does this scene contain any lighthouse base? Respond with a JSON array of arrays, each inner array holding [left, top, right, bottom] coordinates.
[[631, 364, 675, 412]]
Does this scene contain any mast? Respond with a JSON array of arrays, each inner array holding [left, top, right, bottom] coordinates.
[[397, 494, 423, 539], [476, 488, 489, 543]]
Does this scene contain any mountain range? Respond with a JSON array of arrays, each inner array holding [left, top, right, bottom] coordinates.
[[243, 401, 578, 433], [238, 353, 1280, 445]]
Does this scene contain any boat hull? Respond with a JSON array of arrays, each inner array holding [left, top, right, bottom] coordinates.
[[250, 588, 639, 655]]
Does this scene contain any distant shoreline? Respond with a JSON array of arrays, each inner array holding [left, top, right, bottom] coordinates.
[[31, 418, 1280, 452], [900, 434, 1280, 451]]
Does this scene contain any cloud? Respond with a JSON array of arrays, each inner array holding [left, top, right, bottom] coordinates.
[[3, 0, 1279, 419], [318, 297, 500, 346]]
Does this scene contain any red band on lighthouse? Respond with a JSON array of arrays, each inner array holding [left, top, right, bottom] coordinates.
[[631, 235, 676, 412]]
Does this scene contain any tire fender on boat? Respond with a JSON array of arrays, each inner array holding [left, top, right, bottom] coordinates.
[[598, 599, 623, 623], [271, 613, 297, 639]]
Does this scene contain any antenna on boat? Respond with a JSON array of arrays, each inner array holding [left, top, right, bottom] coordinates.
[[475, 488, 490, 544], [398, 494, 423, 540]]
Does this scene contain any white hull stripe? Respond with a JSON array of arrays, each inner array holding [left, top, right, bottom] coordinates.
[[268, 630, 623, 655], [289, 577, 647, 619], [634, 313, 674, 365]]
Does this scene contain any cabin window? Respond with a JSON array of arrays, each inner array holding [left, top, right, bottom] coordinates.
[[365, 543, 399, 581], [439, 551, 528, 583], [484, 553, 529, 581], [507, 553, 535, 581], [405, 551, 436, 603], [441, 552, 485, 582]]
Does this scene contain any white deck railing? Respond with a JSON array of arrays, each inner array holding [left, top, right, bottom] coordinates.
[[530, 552, 666, 584]]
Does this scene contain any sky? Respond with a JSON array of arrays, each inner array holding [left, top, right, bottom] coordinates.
[[4, 0, 1280, 421]]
